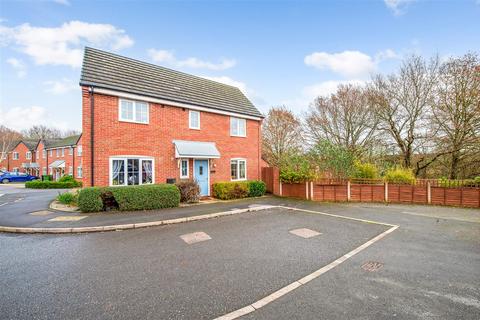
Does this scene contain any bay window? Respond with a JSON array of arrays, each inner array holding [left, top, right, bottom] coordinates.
[[110, 157, 154, 186], [231, 158, 246, 180]]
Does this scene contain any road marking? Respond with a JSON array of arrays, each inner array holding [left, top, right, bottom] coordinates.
[[48, 216, 86, 222], [289, 228, 321, 238], [180, 231, 211, 244], [14, 198, 24, 203], [214, 207, 399, 320], [30, 210, 53, 216], [0, 194, 4, 198], [0, 203, 7, 207]]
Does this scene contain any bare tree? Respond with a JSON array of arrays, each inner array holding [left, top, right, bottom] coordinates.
[[0, 125, 22, 162], [262, 106, 304, 168], [305, 84, 379, 157], [22, 125, 62, 140], [432, 53, 480, 179], [369, 55, 440, 174]]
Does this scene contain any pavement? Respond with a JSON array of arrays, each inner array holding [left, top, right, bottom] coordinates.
[[1, 196, 479, 320]]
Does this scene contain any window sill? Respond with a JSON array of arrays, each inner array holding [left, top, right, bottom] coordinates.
[[119, 119, 149, 125]]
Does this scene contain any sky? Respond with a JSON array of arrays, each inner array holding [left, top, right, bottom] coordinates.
[[0, 0, 479, 132]]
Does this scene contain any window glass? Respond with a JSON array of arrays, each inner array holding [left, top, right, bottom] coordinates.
[[230, 160, 238, 180], [127, 159, 139, 185], [181, 159, 188, 178], [142, 160, 153, 184], [112, 160, 125, 185], [239, 160, 246, 179], [49, 150, 52, 157], [189, 111, 200, 129], [230, 117, 246, 136], [43, 150, 46, 158], [69, 166, 73, 174], [69, 147, 73, 155], [230, 118, 238, 136], [61, 148, 64, 157], [77, 167, 83, 178], [77, 146, 82, 156], [121, 100, 134, 120], [136, 102, 148, 123]]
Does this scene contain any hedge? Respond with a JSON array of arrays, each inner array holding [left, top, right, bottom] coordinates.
[[212, 180, 266, 200], [25, 180, 82, 189], [176, 180, 200, 203], [77, 184, 180, 213]]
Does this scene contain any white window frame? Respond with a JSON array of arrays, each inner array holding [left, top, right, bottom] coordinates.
[[230, 117, 247, 137], [230, 158, 247, 181], [180, 159, 189, 178], [43, 150, 46, 159], [77, 166, 83, 178], [68, 166, 73, 175], [13, 152, 19, 160], [77, 145, 82, 156], [109, 156, 155, 186], [56, 149, 59, 157], [26, 151, 31, 160], [118, 99, 149, 124], [189, 110, 200, 130], [69, 147, 73, 155], [61, 148, 65, 157], [36, 152, 39, 160], [49, 150, 53, 157]]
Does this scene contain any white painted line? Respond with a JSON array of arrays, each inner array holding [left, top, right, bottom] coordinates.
[[213, 207, 399, 320], [48, 216, 86, 222], [0, 203, 7, 207], [180, 231, 212, 244], [14, 198, 24, 203], [289, 228, 321, 239], [0, 194, 4, 198]]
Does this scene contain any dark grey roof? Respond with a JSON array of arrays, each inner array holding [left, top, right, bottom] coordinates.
[[22, 139, 39, 151], [45, 135, 81, 149], [80, 47, 263, 118]]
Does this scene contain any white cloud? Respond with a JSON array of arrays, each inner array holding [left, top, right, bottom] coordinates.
[[44, 78, 77, 95], [148, 49, 236, 71], [304, 49, 399, 78], [0, 106, 70, 131], [6, 57, 27, 78], [0, 21, 134, 67], [303, 80, 366, 101], [305, 51, 375, 78], [52, 0, 70, 5], [384, 0, 417, 15]]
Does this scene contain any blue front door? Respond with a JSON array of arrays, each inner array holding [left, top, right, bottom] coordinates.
[[194, 160, 209, 196]]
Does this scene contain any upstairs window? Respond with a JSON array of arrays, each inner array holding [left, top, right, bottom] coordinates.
[[13, 152, 19, 160], [77, 145, 82, 156], [26, 151, 31, 160], [61, 148, 65, 157], [230, 117, 246, 137], [119, 99, 149, 124], [49, 150, 53, 157], [43, 150, 46, 158], [56, 149, 59, 157], [231, 159, 246, 181], [69, 147, 73, 155], [189, 110, 200, 129]]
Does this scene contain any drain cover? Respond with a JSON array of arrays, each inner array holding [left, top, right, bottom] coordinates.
[[361, 261, 384, 272]]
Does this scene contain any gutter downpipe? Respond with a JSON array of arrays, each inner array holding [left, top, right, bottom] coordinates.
[[89, 86, 95, 187]]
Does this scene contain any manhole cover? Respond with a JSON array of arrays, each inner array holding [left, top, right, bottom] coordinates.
[[361, 261, 384, 272]]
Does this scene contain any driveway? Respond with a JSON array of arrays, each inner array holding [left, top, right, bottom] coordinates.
[[0, 184, 66, 227], [1, 199, 479, 320]]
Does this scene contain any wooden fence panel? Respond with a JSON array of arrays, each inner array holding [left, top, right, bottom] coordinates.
[[261, 167, 274, 193], [461, 189, 480, 207], [412, 186, 427, 204], [431, 187, 446, 206], [282, 183, 307, 199]]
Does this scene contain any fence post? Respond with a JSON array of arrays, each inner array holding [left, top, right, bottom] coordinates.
[[279, 181, 282, 196], [347, 180, 351, 201], [384, 181, 389, 202], [427, 181, 431, 204], [305, 181, 309, 200], [310, 181, 314, 200]]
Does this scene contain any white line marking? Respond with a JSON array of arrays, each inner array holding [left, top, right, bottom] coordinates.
[[0, 203, 7, 207], [213, 207, 399, 320], [0, 194, 4, 198]]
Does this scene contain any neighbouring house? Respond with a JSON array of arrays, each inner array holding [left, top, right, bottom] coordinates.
[[36, 135, 83, 181], [79, 47, 263, 196], [1, 140, 39, 175], [2, 135, 83, 181]]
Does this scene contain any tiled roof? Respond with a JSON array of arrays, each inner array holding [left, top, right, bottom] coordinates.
[[44, 135, 81, 149], [22, 139, 39, 151], [80, 47, 263, 118]]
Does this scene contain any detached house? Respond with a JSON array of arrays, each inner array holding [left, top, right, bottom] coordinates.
[[80, 47, 263, 195], [2, 140, 39, 175]]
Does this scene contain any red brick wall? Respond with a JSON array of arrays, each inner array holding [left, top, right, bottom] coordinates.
[[8, 142, 30, 172], [82, 87, 261, 188]]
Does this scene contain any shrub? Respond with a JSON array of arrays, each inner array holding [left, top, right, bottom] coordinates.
[[247, 180, 266, 197], [56, 191, 78, 205], [25, 180, 82, 189], [176, 180, 200, 203], [352, 161, 378, 179], [78, 187, 104, 212], [309, 140, 355, 179], [58, 175, 75, 183], [384, 167, 416, 185], [108, 184, 180, 211], [212, 181, 249, 200], [280, 154, 315, 183]]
